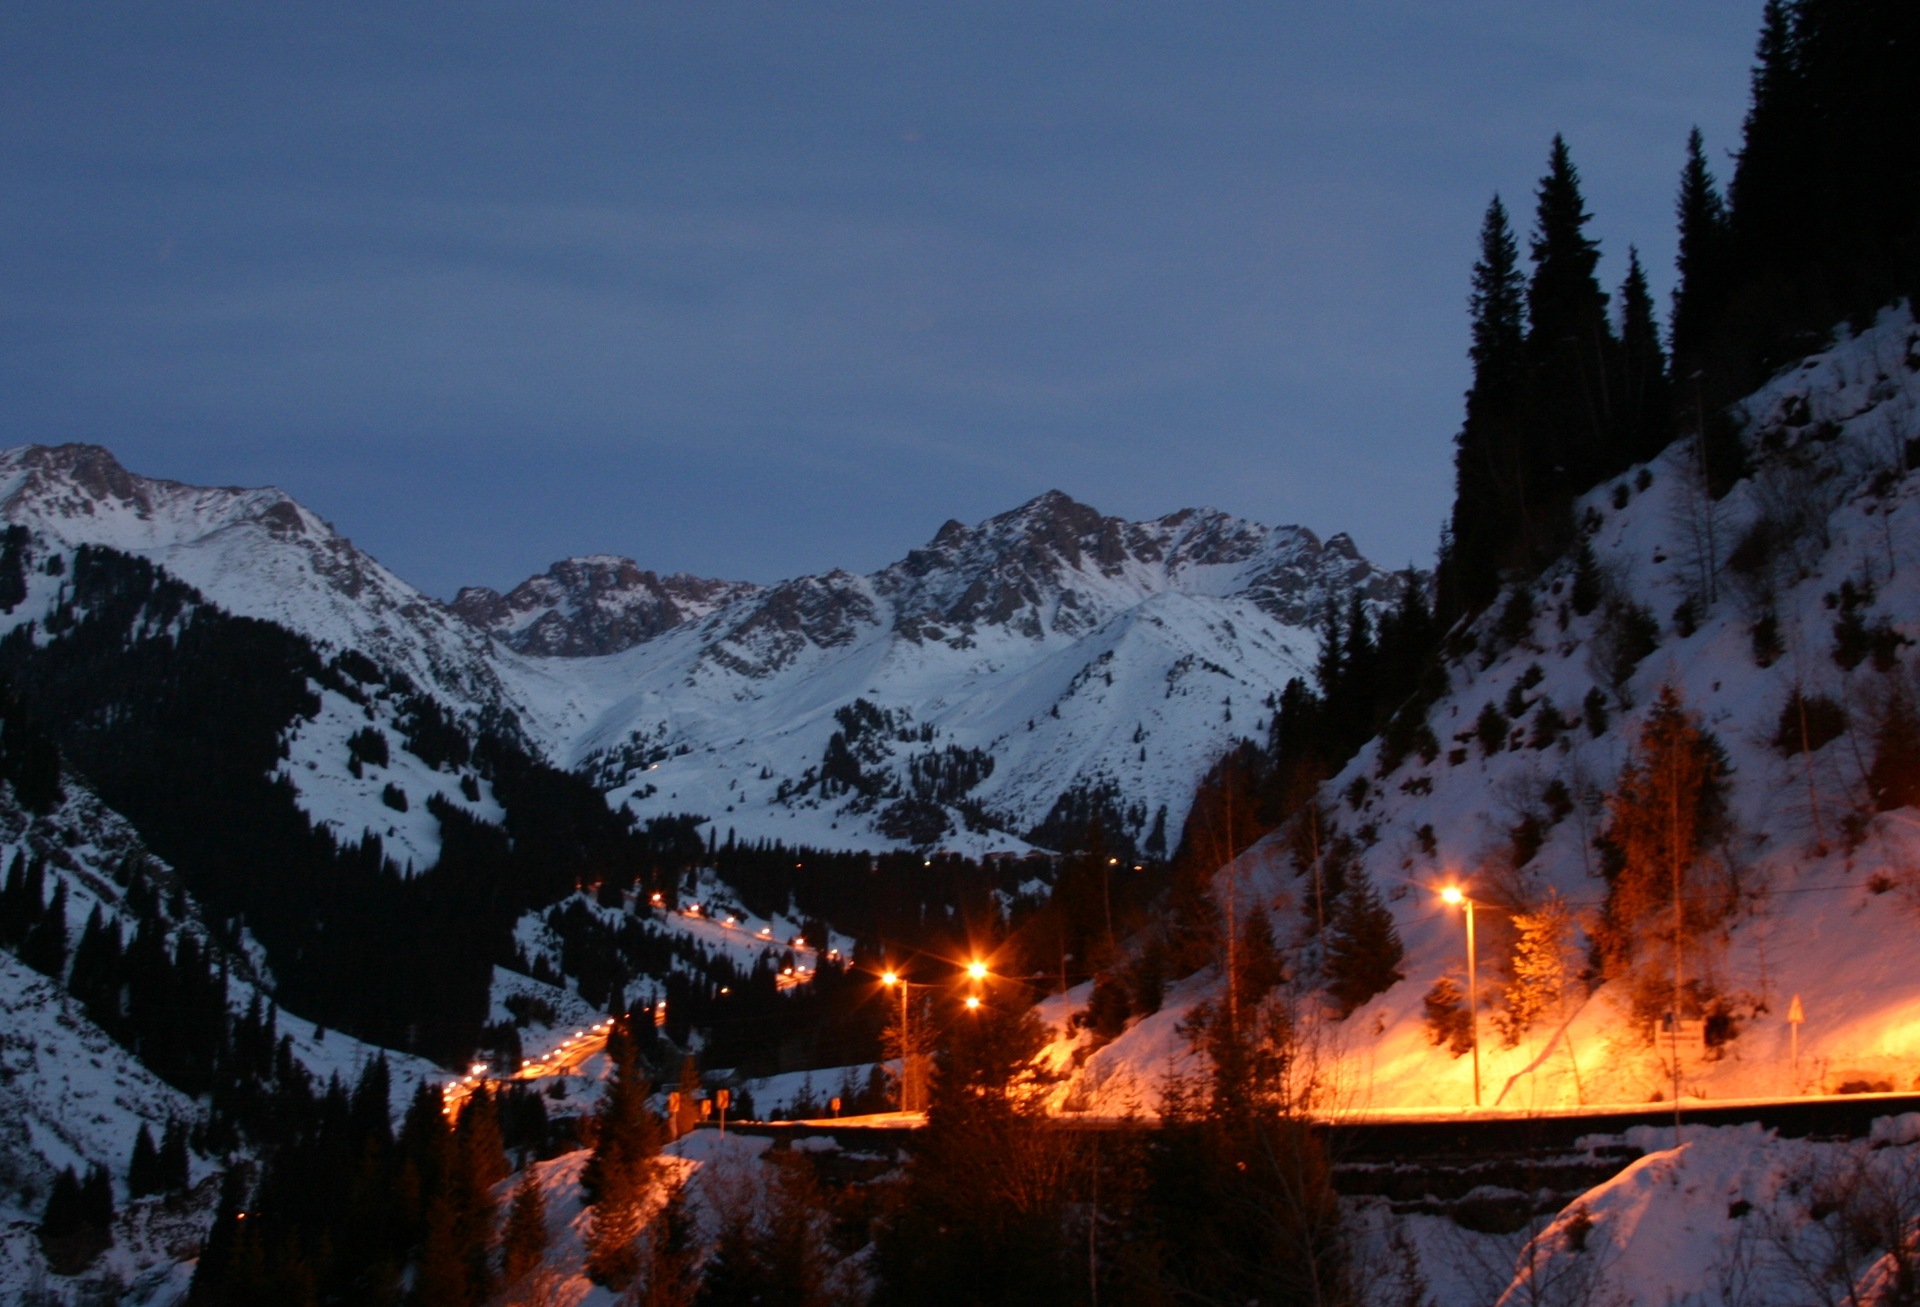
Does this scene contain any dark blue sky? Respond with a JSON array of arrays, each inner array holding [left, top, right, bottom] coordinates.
[[3, 3, 1759, 597]]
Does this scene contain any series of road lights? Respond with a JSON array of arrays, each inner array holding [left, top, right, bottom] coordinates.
[[648, 889, 836, 983], [441, 1018, 615, 1119]]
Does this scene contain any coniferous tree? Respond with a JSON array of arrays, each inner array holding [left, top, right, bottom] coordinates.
[[67, 905, 125, 1033], [19, 877, 68, 979], [1526, 135, 1618, 501], [1323, 869, 1405, 1018], [631, 1177, 700, 1307], [1615, 247, 1671, 466], [129, 1124, 162, 1198], [1713, 0, 1919, 392], [0, 849, 28, 947], [1671, 126, 1730, 372], [41, 1166, 85, 1240], [1596, 684, 1733, 1017], [1443, 194, 1528, 620], [159, 1118, 192, 1192], [416, 1186, 475, 1307], [671, 1055, 702, 1140], [500, 1168, 549, 1288], [583, 1017, 663, 1289], [80, 1163, 114, 1235], [450, 1085, 509, 1303], [872, 1004, 1069, 1306]]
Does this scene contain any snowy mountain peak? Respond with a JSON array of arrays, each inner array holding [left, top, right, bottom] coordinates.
[[0, 443, 512, 712], [877, 492, 1394, 642], [452, 556, 760, 657]]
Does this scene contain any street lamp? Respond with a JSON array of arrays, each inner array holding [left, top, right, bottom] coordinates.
[[881, 970, 929, 1112], [1440, 886, 1481, 1108], [967, 959, 988, 981]]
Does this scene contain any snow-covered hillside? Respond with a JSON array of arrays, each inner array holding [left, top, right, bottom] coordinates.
[[0, 773, 446, 1303], [1048, 305, 1920, 1117]]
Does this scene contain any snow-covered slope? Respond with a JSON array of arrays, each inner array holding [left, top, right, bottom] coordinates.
[[1049, 304, 1920, 1114]]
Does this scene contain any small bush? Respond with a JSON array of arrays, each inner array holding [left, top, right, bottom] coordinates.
[[1751, 611, 1783, 667], [1422, 976, 1473, 1056], [1494, 588, 1537, 650], [1772, 691, 1849, 756], [1475, 702, 1510, 757], [1583, 687, 1610, 738]]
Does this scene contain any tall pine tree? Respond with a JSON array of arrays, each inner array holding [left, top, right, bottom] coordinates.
[[1670, 126, 1730, 373], [1442, 194, 1528, 621], [1615, 246, 1671, 466], [1525, 135, 1619, 499]]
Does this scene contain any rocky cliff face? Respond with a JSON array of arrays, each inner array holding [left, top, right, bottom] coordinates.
[[452, 556, 759, 657], [466, 489, 1410, 672]]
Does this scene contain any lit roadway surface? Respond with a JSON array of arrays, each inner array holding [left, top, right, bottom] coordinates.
[[442, 1020, 614, 1119], [720, 1091, 1920, 1155], [643, 894, 833, 991], [440, 899, 833, 1120]]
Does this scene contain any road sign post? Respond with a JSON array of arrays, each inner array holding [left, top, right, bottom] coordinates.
[[1787, 994, 1805, 1092]]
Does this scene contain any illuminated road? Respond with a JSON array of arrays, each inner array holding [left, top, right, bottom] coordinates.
[[442, 1019, 614, 1119]]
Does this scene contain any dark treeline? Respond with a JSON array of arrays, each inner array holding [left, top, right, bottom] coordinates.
[[1441, 1, 1918, 624], [183, 1060, 555, 1307], [0, 544, 693, 1061]]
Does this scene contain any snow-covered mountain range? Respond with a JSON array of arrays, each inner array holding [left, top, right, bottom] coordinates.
[[0, 447, 1407, 856]]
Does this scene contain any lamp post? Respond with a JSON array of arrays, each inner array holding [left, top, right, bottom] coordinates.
[[880, 970, 921, 1112], [1441, 886, 1481, 1109]]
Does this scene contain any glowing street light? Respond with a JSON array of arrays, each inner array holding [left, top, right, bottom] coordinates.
[[967, 960, 988, 981], [1440, 885, 1481, 1108], [964, 994, 982, 1011]]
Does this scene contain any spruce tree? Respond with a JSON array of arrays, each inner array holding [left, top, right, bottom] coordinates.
[[1615, 246, 1671, 466], [1526, 135, 1618, 498], [1443, 194, 1528, 620], [1597, 684, 1733, 1015], [19, 878, 68, 979], [0, 849, 26, 947], [1323, 869, 1405, 1017], [583, 1017, 663, 1289], [68, 906, 125, 1033], [500, 1168, 549, 1287], [129, 1124, 162, 1198], [159, 1118, 192, 1192], [41, 1166, 84, 1239], [1671, 126, 1729, 371]]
